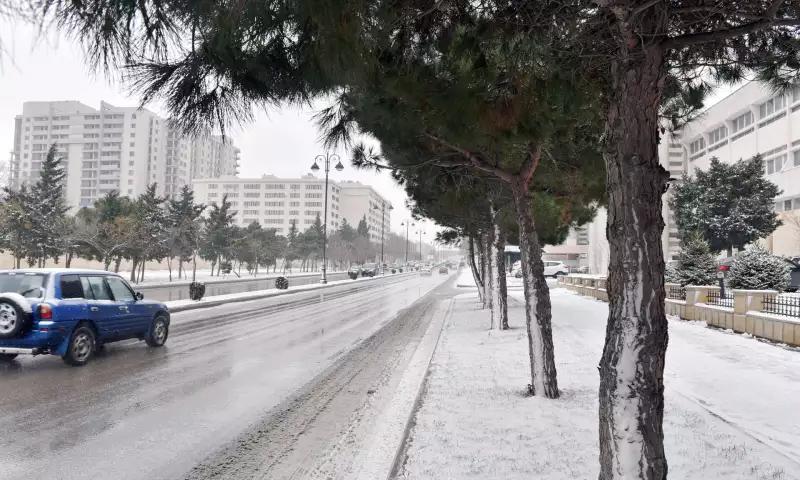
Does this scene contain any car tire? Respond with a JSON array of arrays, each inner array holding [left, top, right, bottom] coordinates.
[[62, 324, 96, 367], [0, 297, 32, 339], [0, 353, 18, 362], [145, 315, 169, 348]]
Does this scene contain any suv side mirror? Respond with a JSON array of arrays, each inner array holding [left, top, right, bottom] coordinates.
[[135, 292, 144, 301]]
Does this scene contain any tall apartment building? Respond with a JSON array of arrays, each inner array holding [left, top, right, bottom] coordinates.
[[9, 101, 240, 206], [587, 81, 800, 273], [338, 181, 392, 242], [191, 175, 392, 241]]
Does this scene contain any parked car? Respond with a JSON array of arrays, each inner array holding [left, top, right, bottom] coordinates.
[[511, 260, 522, 278], [544, 261, 570, 278], [438, 266, 449, 274], [360, 263, 379, 277], [0, 269, 170, 367]]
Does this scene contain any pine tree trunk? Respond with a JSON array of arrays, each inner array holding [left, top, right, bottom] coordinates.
[[481, 230, 493, 314], [511, 180, 559, 399], [130, 257, 139, 283], [104, 256, 112, 271], [468, 236, 484, 304], [599, 37, 669, 479], [493, 219, 509, 330], [726, 246, 733, 258], [65, 251, 73, 268], [114, 256, 122, 273], [140, 260, 146, 283]]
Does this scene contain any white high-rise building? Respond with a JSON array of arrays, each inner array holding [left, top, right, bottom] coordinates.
[[9, 101, 240, 206], [191, 175, 392, 239]]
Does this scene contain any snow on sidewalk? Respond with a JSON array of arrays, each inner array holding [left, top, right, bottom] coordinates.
[[398, 288, 800, 479]]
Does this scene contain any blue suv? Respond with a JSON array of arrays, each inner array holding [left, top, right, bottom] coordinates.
[[0, 269, 170, 367]]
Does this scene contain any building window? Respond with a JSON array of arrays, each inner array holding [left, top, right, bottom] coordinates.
[[708, 125, 727, 144], [208, 184, 218, 189], [290, 193, 300, 198], [244, 192, 261, 198], [244, 201, 260, 207], [760, 95, 787, 118], [794, 150, 800, 167], [288, 210, 300, 215], [208, 192, 218, 198], [732, 111, 754, 133], [243, 183, 261, 189], [689, 138, 705, 155]]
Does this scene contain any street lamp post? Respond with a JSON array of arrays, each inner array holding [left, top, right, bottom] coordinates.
[[400, 220, 415, 263], [311, 153, 344, 284], [415, 229, 426, 262], [373, 201, 393, 274]]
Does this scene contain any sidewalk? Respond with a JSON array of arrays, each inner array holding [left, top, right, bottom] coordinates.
[[396, 287, 800, 479]]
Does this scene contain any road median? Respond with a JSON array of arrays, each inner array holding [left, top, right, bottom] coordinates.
[[166, 272, 417, 313]]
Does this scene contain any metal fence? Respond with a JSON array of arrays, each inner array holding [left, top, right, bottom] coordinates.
[[706, 290, 733, 308], [762, 295, 800, 318], [667, 285, 686, 300]]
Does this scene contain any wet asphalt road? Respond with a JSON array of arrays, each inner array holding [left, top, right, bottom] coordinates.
[[0, 272, 455, 480]]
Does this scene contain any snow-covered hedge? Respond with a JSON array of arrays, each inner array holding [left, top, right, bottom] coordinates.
[[672, 235, 717, 287], [727, 246, 791, 292]]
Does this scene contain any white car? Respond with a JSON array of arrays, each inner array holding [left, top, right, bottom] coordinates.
[[544, 261, 569, 277]]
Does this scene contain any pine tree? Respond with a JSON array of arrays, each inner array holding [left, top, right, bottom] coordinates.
[[129, 184, 168, 282], [728, 245, 792, 292], [200, 194, 237, 276], [167, 185, 206, 280], [29, 144, 69, 266], [356, 215, 369, 239], [673, 234, 717, 287], [670, 156, 781, 257], [339, 218, 356, 242]]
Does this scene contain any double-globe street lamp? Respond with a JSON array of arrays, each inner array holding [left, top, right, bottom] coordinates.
[[415, 229, 426, 262], [400, 220, 415, 263], [372, 201, 393, 274], [311, 153, 344, 284]]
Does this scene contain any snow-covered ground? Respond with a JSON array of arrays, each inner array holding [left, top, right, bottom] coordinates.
[[398, 287, 800, 479], [455, 269, 523, 290]]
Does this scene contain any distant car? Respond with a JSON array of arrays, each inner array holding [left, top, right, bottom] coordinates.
[[511, 260, 522, 277], [360, 263, 379, 277], [421, 269, 433, 276], [438, 266, 449, 274], [543, 261, 570, 278], [0, 269, 170, 367]]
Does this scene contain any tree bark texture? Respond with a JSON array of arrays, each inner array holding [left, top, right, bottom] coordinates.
[[482, 229, 494, 319], [511, 181, 559, 398], [476, 234, 487, 306], [468, 236, 484, 303], [493, 219, 509, 330], [599, 20, 669, 480]]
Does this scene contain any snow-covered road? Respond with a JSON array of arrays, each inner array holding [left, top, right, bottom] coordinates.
[[0, 272, 454, 480], [400, 284, 800, 479]]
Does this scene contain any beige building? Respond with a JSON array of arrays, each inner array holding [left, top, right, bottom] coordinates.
[[191, 175, 391, 240]]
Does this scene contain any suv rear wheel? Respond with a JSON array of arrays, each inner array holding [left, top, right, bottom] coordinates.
[[0, 298, 32, 339], [62, 325, 96, 367], [145, 315, 169, 348]]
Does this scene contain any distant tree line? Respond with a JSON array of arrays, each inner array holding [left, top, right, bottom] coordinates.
[[0, 146, 417, 281]]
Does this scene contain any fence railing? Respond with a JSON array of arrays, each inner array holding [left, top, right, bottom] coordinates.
[[667, 285, 686, 300], [762, 294, 800, 318], [706, 289, 733, 308]]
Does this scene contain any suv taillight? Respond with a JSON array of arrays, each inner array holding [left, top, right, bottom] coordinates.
[[38, 304, 53, 320]]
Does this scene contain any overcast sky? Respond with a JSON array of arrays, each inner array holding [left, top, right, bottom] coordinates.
[[0, 20, 740, 244], [0, 21, 435, 239]]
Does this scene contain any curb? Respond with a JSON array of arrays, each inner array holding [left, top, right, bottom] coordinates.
[[137, 271, 347, 290], [355, 297, 454, 480], [166, 272, 417, 313]]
